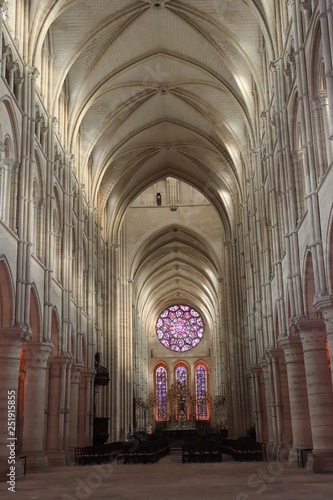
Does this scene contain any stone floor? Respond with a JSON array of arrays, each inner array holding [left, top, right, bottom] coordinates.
[[1, 453, 333, 499]]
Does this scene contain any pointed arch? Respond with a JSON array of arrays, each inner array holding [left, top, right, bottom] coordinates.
[[326, 204, 333, 295], [0, 256, 15, 328], [30, 285, 42, 342], [82, 335, 87, 368], [174, 360, 190, 420], [303, 249, 319, 318], [70, 323, 76, 361], [51, 307, 61, 355], [194, 360, 210, 420], [154, 361, 169, 421]]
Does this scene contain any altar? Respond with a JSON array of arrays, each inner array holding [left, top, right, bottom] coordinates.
[[162, 424, 197, 442]]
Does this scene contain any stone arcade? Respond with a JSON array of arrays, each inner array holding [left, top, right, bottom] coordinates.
[[0, 0, 333, 483]]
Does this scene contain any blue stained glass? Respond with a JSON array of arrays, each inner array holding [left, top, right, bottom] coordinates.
[[175, 365, 188, 418], [196, 365, 208, 419], [156, 304, 204, 352], [156, 366, 168, 421]]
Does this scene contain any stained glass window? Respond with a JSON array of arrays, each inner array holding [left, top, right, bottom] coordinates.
[[156, 304, 204, 352], [175, 365, 188, 419], [195, 364, 209, 420], [155, 366, 168, 421]]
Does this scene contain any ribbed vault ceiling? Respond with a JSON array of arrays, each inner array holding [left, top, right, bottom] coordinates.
[[27, 0, 276, 328]]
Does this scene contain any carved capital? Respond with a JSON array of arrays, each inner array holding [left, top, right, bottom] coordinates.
[[314, 294, 333, 328], [0, 1, 8, 15], [28, 66, 39, 80], [259, 358, 268, 376], [0, 326, 30, 357], [22, 341, 53, 369], [49, 354, 73, 373], [298, 329, 328, 353], [269, 59, 280, 73], [71, 363, 84, 383], [279, 335, 304, 363], [291, 316, 325, 335], [267, 347, 284, 362]]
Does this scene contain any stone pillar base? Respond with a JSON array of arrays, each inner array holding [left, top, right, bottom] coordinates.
[[20, 451, 48, 473], [68, 447, 76, 464], [306, 450, 333, 473], [275, 443, 291, 463], [47, 450, 70, 467], [265, 441, 274, 459], [288, 447, 298, 466]]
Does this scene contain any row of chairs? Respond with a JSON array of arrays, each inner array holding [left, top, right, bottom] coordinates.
[[182, 439, 222, 463], [220, 438, 267, 462], [117, 439, 170, 464], [75, 441, 135, 466]]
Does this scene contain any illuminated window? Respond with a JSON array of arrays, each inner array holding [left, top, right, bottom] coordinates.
[[155, 365, 168, 421], [156, 304, 204, 352], [175, 364, 188, 419], [195, 363, 209, 420]]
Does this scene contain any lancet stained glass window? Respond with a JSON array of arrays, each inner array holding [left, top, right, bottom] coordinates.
[[155, 366, 168, 421], [195, 364, 209, 420], [175, 365, 188, 419], [156, 304, 204, 352]]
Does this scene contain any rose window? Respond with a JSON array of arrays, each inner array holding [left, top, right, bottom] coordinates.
[[156, 304, 204, 352]]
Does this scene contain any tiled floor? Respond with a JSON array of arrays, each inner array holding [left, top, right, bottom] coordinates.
[[1, 453, 332, 499]]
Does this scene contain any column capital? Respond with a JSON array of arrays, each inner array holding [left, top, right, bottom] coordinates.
[[71, 363, 84, 383], [80, 369, 95, 381], [267, 347, 284, 361], [314, 294, 333, 326], [290, 315, 326, 334], [27, 66, 39, 80], [0, 1, 8, 14], [22, 341, 53, 369], [250, 364, 262, 375], [279, 335, 304, 363], [259, 358, 268, 373], [48, 354, 73, 371], [298, 329, 328, 353], [0, 325, 30, 345], [269, 59, 280, 72]]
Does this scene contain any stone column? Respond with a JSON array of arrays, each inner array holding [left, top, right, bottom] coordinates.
[[259, 359, 274, 455], [253, 365, 266, 443], [68, 364, 83, 461], [0, 328, 27, 481], [21, 341, 53, 472], [0, 1, 7, 74], [46, 355, 72, 466], [279, 335, 312, 466], [319, 0, 333, 139], [270, 348, 293, 458], [296, 318, 333, 472], [77, 371, 94, 446]]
